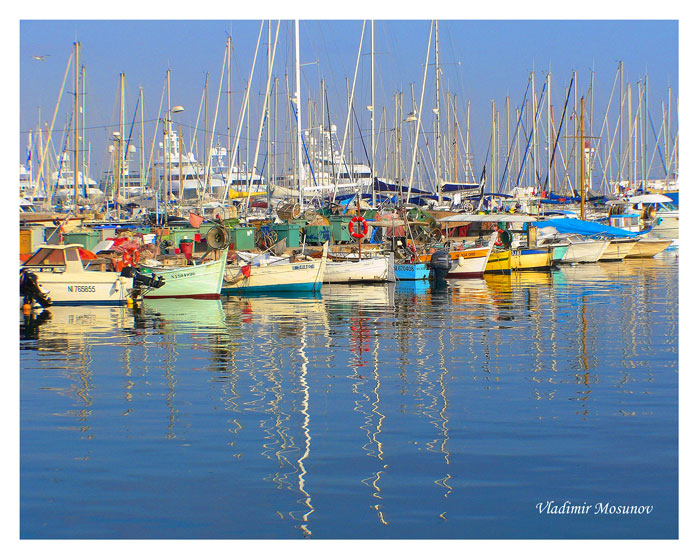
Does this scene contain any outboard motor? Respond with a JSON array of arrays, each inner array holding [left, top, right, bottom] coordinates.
[[20, 269, 52, 309], [428, 250, 451, 284], [121, 266, 166, 290]]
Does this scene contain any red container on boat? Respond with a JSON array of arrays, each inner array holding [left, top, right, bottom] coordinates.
[[179, 239, 194, 259]]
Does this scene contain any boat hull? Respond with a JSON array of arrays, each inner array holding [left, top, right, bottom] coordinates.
[[512, 248, 553, 270], [26, 271, 134, 305], [222, 259, 326, 294], [485, 250, 512, 274], [142, 250, 228, 299], [445, 247, 492, 278], [394, 262, 430, 281], [625, 239, 673, 258], [599, 239, 638, 261], [324, 254, 394, 283], [561, 240, 610, 263]]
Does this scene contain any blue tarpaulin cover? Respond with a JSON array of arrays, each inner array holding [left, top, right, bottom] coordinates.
[[532, 218, 641, 237]]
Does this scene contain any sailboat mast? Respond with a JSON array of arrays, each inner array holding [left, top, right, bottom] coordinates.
[[73, 41, 80, 207], [453, 94, 458, 182], [371, 20, 376, 206], [434, 20, 442, 203], [119, 72, 125, 211], [618, 61, 623, 192], [295, 19, 304, 210], [491, 100, 496, 191], [580, 96, 586, 220], [547, 72, 552, 193]]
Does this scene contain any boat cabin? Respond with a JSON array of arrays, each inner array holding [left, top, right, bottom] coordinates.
[[22, 244, 86, 274]]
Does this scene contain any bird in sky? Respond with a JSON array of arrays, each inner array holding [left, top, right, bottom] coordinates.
[[32, 55, 50, 61]]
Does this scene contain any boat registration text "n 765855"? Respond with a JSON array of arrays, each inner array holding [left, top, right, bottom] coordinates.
[[292, 264, 315, 270], [68, 285, 96, 293]]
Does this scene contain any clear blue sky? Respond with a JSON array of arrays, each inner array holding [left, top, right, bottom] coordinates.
[[19, 19, 678, 182]]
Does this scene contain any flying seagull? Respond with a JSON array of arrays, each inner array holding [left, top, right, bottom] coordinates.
[[32, 55, 50, 61]]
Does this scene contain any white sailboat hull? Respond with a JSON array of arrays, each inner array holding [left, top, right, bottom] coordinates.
[[561, 240, 610, 263]]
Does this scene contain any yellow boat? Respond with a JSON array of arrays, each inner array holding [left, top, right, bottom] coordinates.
[[485, 249, 512, 273], [512, 247, 553, 270]]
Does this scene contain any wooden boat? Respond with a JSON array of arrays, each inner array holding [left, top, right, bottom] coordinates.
[[324, 253, 395, 283], [485, 249, 512, 274], [417, 233, 497, 279], [19, 244, 160, 306], [140, 248, 228, 299], [599, 238, 638, 261], [512, 247, 553, 270], [625, 238, 673, 258], [394, 261, 430, 281], [222, 243, 328, 294]]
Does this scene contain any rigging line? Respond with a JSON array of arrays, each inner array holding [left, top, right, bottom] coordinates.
[[351, 102, 372, 171], [646, 109, 668, 177], [514, 79, 548, 188], [542, 73, 575, 191], [290, 98, 318, 187], [498, 75, 532, 191]]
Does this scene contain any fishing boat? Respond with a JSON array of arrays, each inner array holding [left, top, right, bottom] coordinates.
[[324, 253, 395, 283], [512, 247, 553, 270], [485, 249, 512, 274], [443, 238, 496, 278], [20, 244, 163, 307], [394, 261, 430, 281], [139, 248, 228, 299], [222, 243, 328, 294]]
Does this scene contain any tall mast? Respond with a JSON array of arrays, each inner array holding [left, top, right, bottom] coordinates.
[[140, 86, 145, 189], [642, 74, 648, 192], [466, 100, 473, 182], [267, 21, 272, 195], [546, 72, 552, 193], [580, 96, 586, 220], [530, 70, 537, 186], [434, 20, 442, 203], [227, 35, 232, 164], [73, 41, 80, 207], [627, 82, 633, 187], [370, 20, 376, 206], [491, 100, 496, 191], [618, 61, 623, 191], [81, 64, 86, 196], [295, 19, 304, 210], [505, 95, 510, 190], [119, 72, 125, 209], [453, 93, 458, 182]]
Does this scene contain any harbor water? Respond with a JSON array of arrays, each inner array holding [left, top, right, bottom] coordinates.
[[20, 253, 678, 539]]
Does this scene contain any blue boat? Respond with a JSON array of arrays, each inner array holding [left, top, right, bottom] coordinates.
[[394, 261, 430, 281]]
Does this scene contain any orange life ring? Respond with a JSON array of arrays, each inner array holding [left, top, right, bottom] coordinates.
[[349, 215, 369, 239], [122, 251, 133, 267]]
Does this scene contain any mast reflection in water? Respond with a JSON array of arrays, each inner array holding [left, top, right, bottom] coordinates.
[[20, 254, 678, 538]]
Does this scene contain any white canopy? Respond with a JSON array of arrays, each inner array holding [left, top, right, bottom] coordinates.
[[626, 194, 673, 204]]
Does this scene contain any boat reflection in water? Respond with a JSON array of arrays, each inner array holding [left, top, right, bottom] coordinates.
[[20, 255, 678, 538]]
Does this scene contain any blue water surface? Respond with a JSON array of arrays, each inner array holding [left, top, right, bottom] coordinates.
[[20, 254, 678, 539]]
